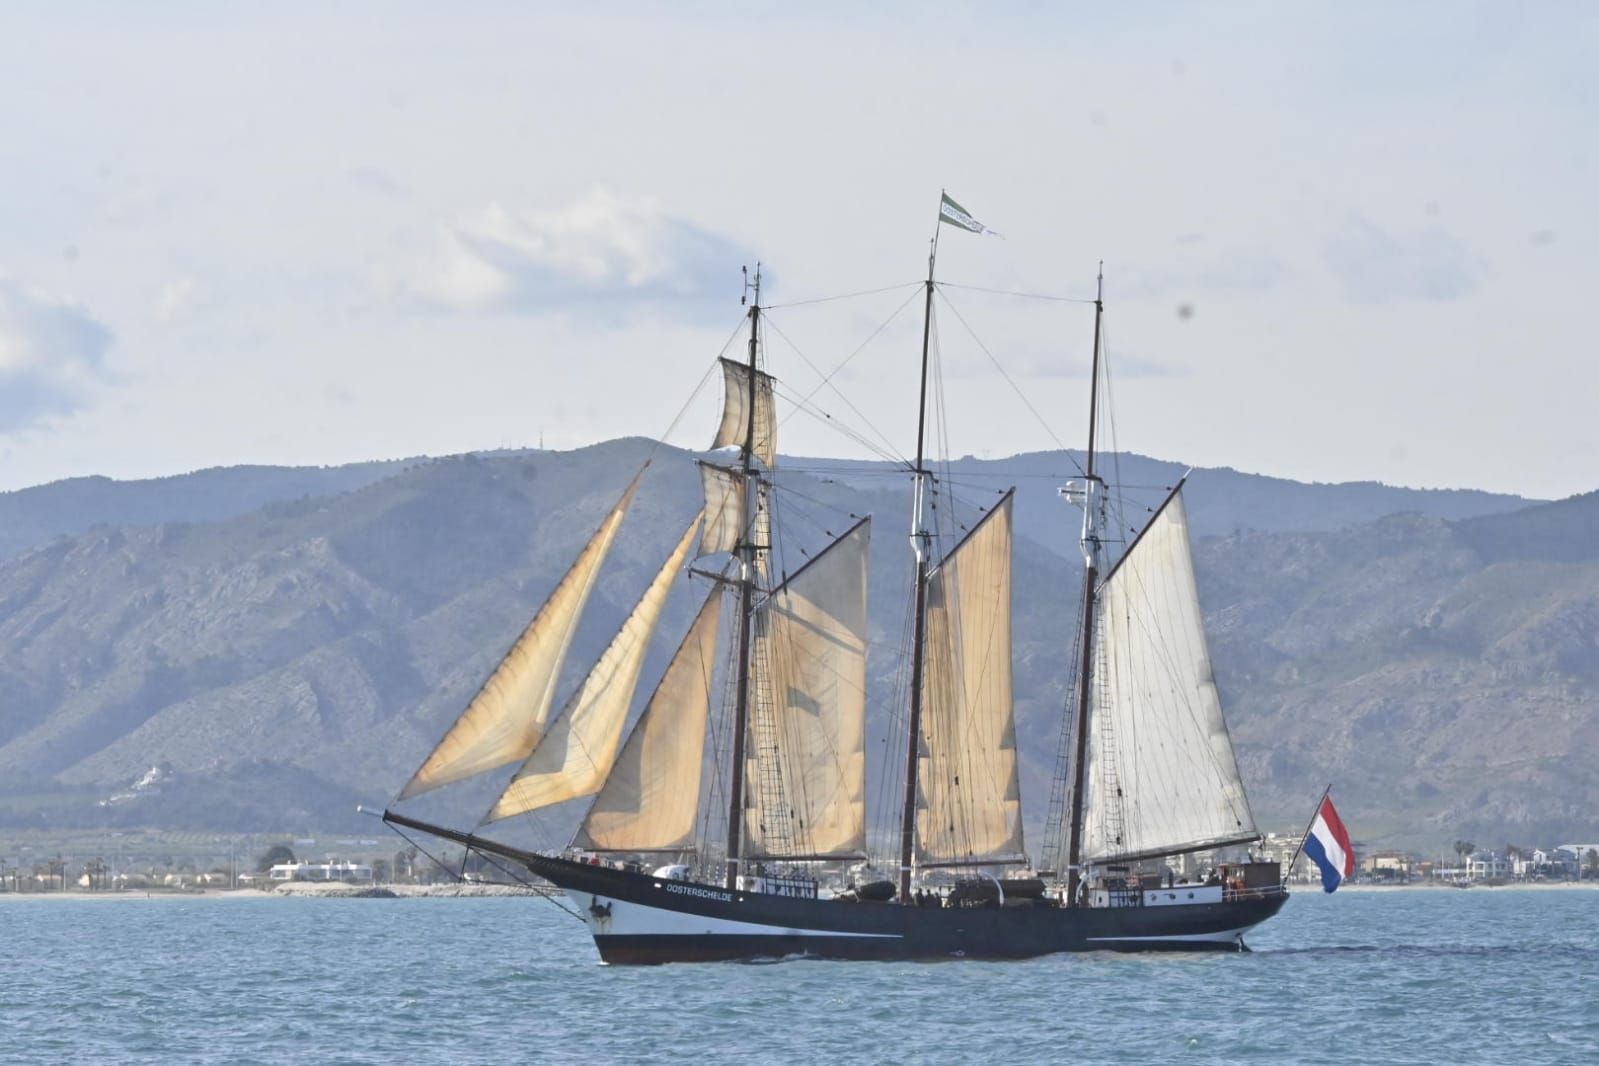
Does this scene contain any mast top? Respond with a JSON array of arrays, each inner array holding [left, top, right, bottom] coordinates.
[[742, 263, 762, 308]]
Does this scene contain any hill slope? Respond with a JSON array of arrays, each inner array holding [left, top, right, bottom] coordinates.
[[0, 443, 1590, 851]]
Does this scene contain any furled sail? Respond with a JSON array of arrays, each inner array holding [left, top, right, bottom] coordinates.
[[1080, 487, 1258, 864], [573, 589, 723, 852], [710, 357, 777, 468], [397, 475, 643, 800], [743, 518, 870, 859], [915, 493, 1025, 864], [484, 515, 703, 823]]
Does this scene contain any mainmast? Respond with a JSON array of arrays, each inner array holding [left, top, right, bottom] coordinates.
[[897, 225, 939, 904], [1065, 265, 1105, 907], [724, 266, 762, 889]]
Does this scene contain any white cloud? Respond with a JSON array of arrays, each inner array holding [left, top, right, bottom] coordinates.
[[1322, 217, 1480, 303], [0, 280, 112, 431], [397, 190, 754, 315]]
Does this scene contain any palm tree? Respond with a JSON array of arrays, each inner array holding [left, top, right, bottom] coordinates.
[[1585, 849, 1598, 881]]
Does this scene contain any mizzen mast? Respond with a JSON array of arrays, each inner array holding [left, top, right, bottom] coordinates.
[[1065, 264, 1105, 907]]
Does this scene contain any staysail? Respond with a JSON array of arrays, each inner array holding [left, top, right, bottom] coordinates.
[[1079, 487, 1258, 864], [743, 517, 870, 859], [484, 514, 703, 823], [397, 474, 643, 800], [573, 589, 723, 852], [915, 493, 1025, 864], [710, 357, 777, 468]]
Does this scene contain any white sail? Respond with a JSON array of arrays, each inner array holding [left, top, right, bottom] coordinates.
[[915, 493, 1025, 864], [710, 357, 776, 468], [743, 518, 870, 859], [484, 515, 702, 823], [1080, 488, 1258, 864], [397, 475, 642, 800], [573, 589, 722, 851], [698, 462, 743, 557]]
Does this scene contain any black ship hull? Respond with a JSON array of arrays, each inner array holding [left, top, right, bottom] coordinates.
[[385, 813, 1289, 964]]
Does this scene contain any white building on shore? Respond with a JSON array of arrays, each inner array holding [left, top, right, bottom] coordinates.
[[268, 861, 374, 884]]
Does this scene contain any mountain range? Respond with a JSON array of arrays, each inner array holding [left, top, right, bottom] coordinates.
[[1, 440, 1593, 854]]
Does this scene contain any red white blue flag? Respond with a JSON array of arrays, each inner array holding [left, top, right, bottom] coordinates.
[[1303, 795, 1354, 893]]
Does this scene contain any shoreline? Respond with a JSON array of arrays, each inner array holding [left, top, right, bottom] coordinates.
[[3, 881, 1594, 901], [0, 882, 554, 901]]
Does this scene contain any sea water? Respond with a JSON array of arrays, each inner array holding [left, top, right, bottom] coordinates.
[[3, 888, 1596, 1064]]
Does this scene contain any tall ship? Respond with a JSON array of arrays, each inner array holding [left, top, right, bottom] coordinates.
[[382, 198, 1290, 962]]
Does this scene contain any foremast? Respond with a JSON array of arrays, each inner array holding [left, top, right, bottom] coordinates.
[[897, 221, 940, 904], [1065, 266, 1106, 908], [724, 266, 762, 889]]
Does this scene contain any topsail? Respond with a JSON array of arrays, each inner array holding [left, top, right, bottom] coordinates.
[[1079, 488, 1258, 863], [710, 357, 777, 468], [397, 475, 643, 800]]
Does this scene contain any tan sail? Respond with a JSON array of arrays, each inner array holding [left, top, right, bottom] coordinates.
[[743, 518, 870, 859], [1080, 488, 1257, 863], [573, 589, 723, 851], [915, 493, 1024, 864], [710, 357, 777, 468], [397, 475, 643, 800], [484, 515, 703, 823], [697, 462, 743, 557]]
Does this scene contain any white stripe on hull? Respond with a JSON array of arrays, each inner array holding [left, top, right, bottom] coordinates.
[[566, 890, 901, 939], [1087, 927, 1249, 944]]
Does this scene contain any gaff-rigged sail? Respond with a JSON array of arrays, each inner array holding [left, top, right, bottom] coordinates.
[[915, 493, 1024, 864], [483, 514, 703, 823], [573, 589, 722, 852], [743, 517, 870, 859], [710, 357, 777, 468], [1080, 488, 1258, 864], [396, 474, 643, 800]]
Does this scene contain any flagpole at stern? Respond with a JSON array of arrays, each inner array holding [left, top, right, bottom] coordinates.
[[1286, 783, 1334, 877]]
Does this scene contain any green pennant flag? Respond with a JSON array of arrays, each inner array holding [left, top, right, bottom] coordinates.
[[938, 192, 998, 236]]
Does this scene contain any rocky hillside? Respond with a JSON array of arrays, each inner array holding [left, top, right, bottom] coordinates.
[[0, 442, 1590, 853]]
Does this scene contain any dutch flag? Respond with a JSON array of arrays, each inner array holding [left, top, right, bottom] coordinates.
[[1303, 795, 1355, 893]]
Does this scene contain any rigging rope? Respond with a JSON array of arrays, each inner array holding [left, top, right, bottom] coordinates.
[[933, 287, 1085, 479], [764, 280, 922, 310]]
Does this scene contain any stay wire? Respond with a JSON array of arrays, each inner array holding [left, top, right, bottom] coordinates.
[[763, 298, 919, 466], [938, 281, 1097, 304], [764, 280, 922, 310], [934, 287, 1084, 479], [650, 314, 749, 458]]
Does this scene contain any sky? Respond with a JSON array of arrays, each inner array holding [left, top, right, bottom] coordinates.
[[0, 1, 1594, 498]]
